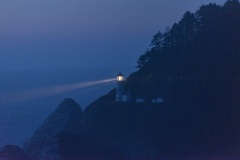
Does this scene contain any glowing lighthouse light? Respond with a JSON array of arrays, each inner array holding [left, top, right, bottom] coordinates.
[[117, 72, 124, 81]]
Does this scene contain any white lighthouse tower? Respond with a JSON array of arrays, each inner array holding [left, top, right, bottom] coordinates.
[[116, 72, 125, 102]]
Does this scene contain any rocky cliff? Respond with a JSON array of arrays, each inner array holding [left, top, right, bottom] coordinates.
[[22, 98, 125, 160], [1, 97, 240, 160], [23, 98, 83, 160]]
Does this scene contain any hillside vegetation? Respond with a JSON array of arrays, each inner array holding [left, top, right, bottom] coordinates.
[[124, 0, 240, 104]]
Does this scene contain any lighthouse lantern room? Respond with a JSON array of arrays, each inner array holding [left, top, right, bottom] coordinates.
[[117, 72, 124, 81]]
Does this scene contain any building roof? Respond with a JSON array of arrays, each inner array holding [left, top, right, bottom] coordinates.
[[117, 72, 123, 77]]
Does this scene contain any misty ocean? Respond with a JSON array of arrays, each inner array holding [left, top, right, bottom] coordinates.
[[0, 69, 116, 148]]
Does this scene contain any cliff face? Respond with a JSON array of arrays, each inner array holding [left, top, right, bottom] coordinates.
[[23, 99, 167, 160], [79, 102, 164, 160], [79, 100, 240, 159], [23, 98, 83, 160]]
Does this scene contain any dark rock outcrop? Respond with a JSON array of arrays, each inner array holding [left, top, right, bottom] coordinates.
[[78, 100, 240, 160], [23, 98, 82, 160], [0, 145, 29, 160], [79, 102, 163, 160], [23, 97, 240, 160]]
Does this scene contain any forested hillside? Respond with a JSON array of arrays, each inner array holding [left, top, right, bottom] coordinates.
[[125, 0, 240, 103]]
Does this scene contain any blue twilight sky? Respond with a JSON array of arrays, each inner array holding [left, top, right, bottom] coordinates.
[[0, 0, 226, 74]]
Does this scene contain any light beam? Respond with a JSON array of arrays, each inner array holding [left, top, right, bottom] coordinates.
[[0, 78, 115, 105]]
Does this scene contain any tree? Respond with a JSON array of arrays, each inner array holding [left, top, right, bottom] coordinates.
[[150, 31, 163, 50], [136, 50, 151, 69], [224, 0, 239, 7]]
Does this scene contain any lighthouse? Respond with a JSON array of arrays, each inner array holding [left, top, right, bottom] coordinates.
[[116, 72, 125, 102]]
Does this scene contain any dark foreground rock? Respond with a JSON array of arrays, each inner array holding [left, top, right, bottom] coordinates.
[[55, 132, 125, 160], [0, 145, 29, 160], [79, 100, 240, 160]]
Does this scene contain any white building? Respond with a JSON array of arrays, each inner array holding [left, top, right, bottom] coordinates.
[[115, 72, 132, 102], [116, 72, 125, 102], [151, 96, 164, 103]]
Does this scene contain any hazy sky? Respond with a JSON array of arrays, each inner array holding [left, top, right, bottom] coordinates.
[[0, 0, 226, 74]]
